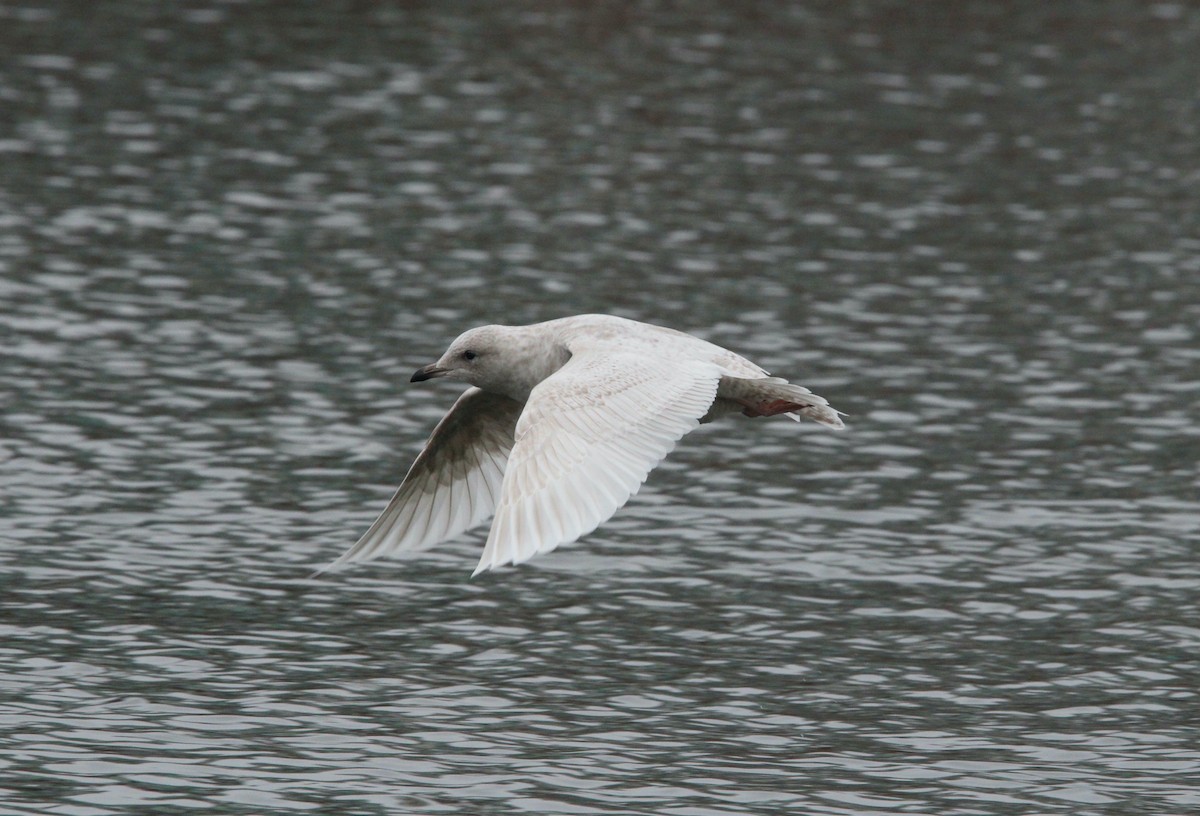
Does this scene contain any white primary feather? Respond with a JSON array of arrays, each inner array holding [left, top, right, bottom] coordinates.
[[473, 351, 721, 575]]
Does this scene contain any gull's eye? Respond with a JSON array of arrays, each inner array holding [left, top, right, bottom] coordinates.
[[462, 350, 478, 361]]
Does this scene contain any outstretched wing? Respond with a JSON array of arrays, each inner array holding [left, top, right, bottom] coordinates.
[[325, 387, 523, 571], [474, 351, 722, 575]]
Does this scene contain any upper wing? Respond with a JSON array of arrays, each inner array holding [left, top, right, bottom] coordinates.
[[473, 351, 722, 575], [325, 387, 524, 571]]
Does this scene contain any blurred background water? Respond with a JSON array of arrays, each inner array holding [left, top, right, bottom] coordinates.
[[2, 1, 1199, 814]]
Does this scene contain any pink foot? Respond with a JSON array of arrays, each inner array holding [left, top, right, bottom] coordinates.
[[741, 399, 811, 418]]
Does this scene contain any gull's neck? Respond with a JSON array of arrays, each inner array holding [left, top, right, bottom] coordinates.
[[483, 324, 572, 403]]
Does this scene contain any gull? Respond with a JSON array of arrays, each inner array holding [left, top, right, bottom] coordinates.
[[327, 314, 843, 576]]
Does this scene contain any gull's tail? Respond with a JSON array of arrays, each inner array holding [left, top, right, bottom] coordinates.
[[722, 376, 845, 429]]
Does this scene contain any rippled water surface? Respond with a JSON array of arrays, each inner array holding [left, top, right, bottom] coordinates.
[[3, 2, 1199, 814]]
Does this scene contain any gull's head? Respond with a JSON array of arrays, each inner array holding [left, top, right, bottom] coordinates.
[[411, 325, 509, 389]]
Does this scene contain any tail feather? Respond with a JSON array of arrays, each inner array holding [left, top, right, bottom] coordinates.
[[721, 375, 845, 430], [769, 379, 845, 429]]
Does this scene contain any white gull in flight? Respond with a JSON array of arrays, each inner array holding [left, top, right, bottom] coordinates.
[[327, 314, 843, 576]]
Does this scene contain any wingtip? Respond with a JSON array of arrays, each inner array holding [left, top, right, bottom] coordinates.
[[308, 557, 348, 580], [471, 558, 499, 578]]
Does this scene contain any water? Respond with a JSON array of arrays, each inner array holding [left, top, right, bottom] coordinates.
[[3, 2, 1199, 813]]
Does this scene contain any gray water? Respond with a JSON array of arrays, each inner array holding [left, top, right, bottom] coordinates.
[[3, 2, 1199, 814]]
